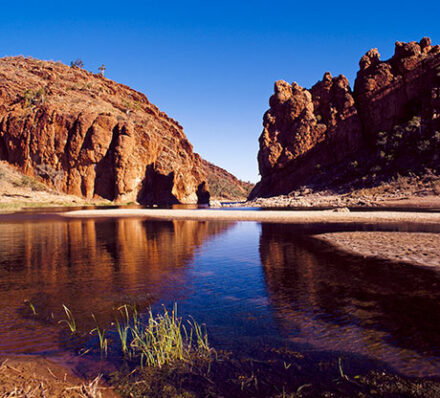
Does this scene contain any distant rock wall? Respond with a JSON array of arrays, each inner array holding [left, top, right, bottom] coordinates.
[[199, 158, 254, 200], [251, 38, 440, 199], [0, 57, 208, 204]]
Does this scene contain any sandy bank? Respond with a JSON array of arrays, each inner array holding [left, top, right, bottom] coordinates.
[[0, 356, 118, 397], [62, 208, 440, 225], [315, 231, 440, 269]]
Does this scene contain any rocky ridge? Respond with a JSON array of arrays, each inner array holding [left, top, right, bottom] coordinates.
[[200, 158, 253, 200], [0, 57, 210, 205], [251, 38, 440, 199]]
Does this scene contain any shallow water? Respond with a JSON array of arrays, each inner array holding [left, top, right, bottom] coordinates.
[[0, 215, 439, 377]]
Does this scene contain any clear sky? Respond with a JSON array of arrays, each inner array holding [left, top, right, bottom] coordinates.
[[1, 1, 439, 182]]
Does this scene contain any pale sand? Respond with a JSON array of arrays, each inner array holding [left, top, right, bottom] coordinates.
[[63, 208, 440, 225], [315, 232, 440, 268]]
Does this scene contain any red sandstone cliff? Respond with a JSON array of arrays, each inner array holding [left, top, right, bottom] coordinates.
[[251, 38, 440, 199], [0, 57, 209, 204]]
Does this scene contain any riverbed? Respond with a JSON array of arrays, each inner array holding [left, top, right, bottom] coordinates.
[[1, 209, 440, 385]]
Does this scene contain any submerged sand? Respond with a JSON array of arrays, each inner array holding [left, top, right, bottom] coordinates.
[[315, 231, 440, 268]]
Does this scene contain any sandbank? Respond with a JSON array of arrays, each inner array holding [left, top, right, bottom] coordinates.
[[62, 208, 440, 225]]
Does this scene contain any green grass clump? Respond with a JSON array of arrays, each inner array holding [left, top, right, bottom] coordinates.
[[115, 304, 211, 368]]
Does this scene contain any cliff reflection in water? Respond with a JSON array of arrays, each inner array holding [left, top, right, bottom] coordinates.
[[259, 223, 440, 377], [0, 218, 234, 353]]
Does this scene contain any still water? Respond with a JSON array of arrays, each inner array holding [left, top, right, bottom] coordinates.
[[0, 216, 439, 377]]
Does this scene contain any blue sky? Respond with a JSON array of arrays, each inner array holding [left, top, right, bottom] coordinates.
[[1, 1, 440, 182]]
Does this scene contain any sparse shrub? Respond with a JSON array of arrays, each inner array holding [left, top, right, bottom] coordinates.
[[22, 87, 46, 107], [70, 59, 84, 68], [36, 164, 63, 190], [373, 115, 439, 172], [376, 131, 387, 147], [12, 175, 47, 191], [417, 139, 431, 153], [122, 98, 142, 112], [407, 116, 421, 129], [81, 82, 93, 90]]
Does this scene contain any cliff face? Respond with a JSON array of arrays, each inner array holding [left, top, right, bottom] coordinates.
[[0, 57, 208, 204], [251, 38, 440, 199]]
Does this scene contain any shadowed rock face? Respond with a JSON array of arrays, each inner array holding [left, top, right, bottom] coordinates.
[[251, 38, 440, 199], [0, 57, 208, 205], [354, 38, 440, 143]]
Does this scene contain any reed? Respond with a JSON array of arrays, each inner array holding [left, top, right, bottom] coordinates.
[[114, 303, 211, 368], [115, 318, 130, 357], [24, 299, 37, 315], [59, 305, 77, 334], [91, 314, 108, 358]]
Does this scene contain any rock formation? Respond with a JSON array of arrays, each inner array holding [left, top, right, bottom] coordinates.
[[251, 38, 440, 199], [0, 57, 209, 204]]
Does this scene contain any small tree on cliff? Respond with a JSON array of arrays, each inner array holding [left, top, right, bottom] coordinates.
[[70, 59, 84, 68], [98, 64, 106, 76], [36, 164, 64, 191]]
